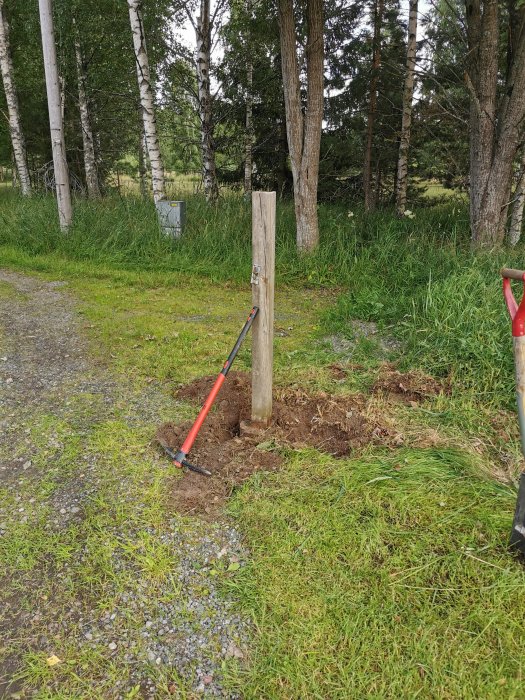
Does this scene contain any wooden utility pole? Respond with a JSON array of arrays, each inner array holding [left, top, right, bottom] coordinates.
[[251, 191, 275, 426], [38, 0, 72, 230]]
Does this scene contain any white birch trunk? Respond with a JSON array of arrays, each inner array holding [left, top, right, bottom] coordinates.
[[128, 0, 165, 203], [509, 148, 525, 246], [0, 0, 31, 196], [38, 0, 72, 230], [74, 21, 100, 199], [195, 0, 219, 203], [244, 59, 253, 196], [138, 122, 147, 198], [395, 0, 418, 216]]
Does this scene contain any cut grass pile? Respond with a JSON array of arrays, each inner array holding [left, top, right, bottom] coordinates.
[[228, 448, 524, 699]]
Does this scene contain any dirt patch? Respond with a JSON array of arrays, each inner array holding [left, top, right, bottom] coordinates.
[[157, 372, 390, 516], [372, 367, 445, 402]]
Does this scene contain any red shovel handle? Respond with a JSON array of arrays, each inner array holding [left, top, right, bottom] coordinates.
[[502, 268, 525, 336]]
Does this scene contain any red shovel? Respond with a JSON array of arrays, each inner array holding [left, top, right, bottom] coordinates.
[[160, 306, 259, 477]]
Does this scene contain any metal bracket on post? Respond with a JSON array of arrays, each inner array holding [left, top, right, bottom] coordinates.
[[251, 264, 260, 285]]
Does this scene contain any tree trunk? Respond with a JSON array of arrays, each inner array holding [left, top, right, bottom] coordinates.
[[243, 0, 253, 196], [466, 0, 525, 246], [38, 0, 72, 231], [509, 147, 525, 246], [395, 0, 418, 216], [128, 0, 165, 203], [244, 59, 253, 196], [363, 0, 384, 212], [138, 122, 147, 198], [195, 0, 219, 203], [278, 0, 324, 251], [0, 0, 31, 196], [73, 20, 100, 199]]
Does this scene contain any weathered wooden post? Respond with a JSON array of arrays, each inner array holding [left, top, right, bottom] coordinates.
[[251, 191, 275, 426]]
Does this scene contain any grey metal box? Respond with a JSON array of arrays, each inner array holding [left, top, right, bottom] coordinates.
[[156, 200, 186, 238]]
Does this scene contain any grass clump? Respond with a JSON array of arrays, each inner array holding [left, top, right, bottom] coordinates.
[[228, 447, 523, 699], [1, 190, 520, 407]]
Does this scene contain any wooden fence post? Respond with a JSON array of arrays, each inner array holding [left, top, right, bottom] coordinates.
[[251, 191, 275, 425]]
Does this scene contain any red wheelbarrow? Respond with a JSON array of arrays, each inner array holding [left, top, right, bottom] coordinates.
[[502, 268, 525, 554]]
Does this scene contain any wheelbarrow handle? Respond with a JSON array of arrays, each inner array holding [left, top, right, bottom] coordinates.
[[501, 269, 525, 458], [501, 268, 525, 281], [501, 269, 525, 335], [501, 270, 525, 553]]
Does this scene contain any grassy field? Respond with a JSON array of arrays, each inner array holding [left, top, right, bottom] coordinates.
[[1, 190, 525, 698]]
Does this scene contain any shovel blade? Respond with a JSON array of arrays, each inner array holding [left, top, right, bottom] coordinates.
[[510, 473, 525, 555]]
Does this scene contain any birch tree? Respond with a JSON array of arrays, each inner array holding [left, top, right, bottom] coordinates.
[[128, 0, 166, 203], [466, 0, 525, 247], [395, 0, 417, 216], [38, 0, 72, 230], [243, 0, 253, 196], [184, 0, 220, 203], [278, 0, 324, 251], [244, 57, 253, 196], [509, 147, 525, 246], [138, 124, 148, 198], [0, 0, 31, 196], [73, 18, 100, 198], [363, 0, 384, 212]]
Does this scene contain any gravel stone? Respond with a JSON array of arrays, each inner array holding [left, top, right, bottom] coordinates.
[[0, 270, 250, 698]]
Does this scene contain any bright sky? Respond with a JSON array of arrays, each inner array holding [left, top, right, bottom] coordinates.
[[174, 0, 434, 49]]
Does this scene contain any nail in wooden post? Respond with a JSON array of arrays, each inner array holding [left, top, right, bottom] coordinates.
[[251, 191, 275, 425]]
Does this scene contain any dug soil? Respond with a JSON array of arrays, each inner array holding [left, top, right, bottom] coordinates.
[[156, 370, 443, 516]]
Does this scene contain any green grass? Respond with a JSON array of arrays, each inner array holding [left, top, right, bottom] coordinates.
[[227, 447, 524, 699], [2, 189, 525, 698], [1, 189, 523, 407]]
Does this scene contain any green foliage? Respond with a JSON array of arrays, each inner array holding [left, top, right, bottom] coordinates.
[[322, 0, 406, 203], [0, 0, 174, 186], [217, 0, 291, 192]]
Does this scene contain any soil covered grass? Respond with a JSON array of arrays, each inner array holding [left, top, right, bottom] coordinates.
[[1, 191, 525, 698]]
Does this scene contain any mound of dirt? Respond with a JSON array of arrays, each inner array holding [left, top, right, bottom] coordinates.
[[157, 372, 385, 516], [157, 367, 444, 517]]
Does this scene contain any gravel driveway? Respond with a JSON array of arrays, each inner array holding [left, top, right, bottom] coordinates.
[[0, 270, 249, 699]]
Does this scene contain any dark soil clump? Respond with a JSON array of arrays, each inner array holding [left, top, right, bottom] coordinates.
[[372, 367, 445, 402], [157, 372, 386, 516]]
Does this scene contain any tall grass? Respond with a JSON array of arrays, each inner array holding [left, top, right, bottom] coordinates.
[[0, 189, 523, 405], [0, 190, 469, 284]]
